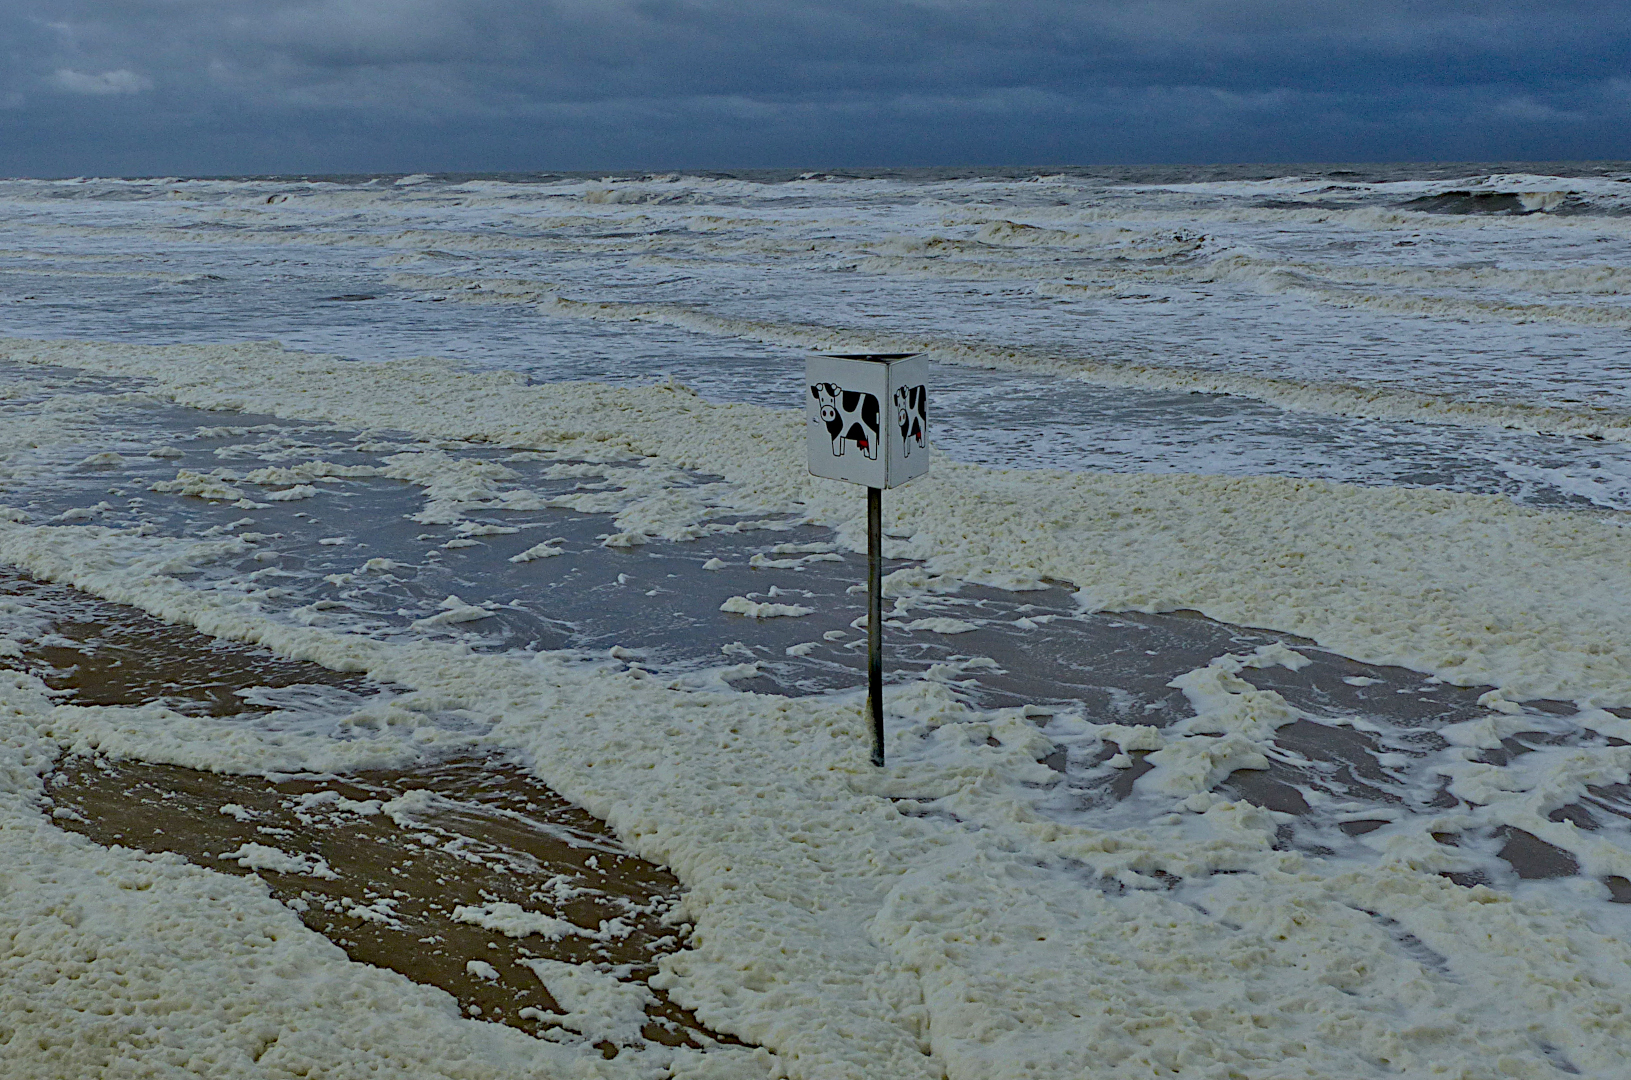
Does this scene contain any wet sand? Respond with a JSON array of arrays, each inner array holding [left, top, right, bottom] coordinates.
[[4, 565, 378, 716], [49, 755, 729, 1055], [6, 565, 735, 1054]]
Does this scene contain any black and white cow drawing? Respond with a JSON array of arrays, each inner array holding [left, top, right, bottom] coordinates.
[[894, 384, 926, 456], [810, 382, 880, 459]]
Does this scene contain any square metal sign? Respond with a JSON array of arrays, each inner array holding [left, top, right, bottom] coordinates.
[[805, 353, 929, 489]]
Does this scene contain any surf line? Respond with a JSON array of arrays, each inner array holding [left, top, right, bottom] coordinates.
[[513, 292, 1631, 446]]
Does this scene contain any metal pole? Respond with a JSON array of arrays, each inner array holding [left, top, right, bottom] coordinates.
[[867, 485, 884, 766]]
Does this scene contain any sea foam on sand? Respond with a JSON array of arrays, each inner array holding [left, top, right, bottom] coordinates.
[[2, 338, 1631, 1078]]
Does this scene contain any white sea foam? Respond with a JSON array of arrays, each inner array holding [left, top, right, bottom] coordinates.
[[720, 595, 815, 618], [451, 901, 585, 941], [217, 841, 339, 879], [3, 512, 1630, 1077], [520, 959, 657, 1045]]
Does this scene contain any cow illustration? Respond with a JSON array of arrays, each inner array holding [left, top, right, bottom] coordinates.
[[810, 382, 880, 460], [894, 384, 926, 456]]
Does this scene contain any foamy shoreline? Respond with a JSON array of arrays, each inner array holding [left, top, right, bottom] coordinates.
[[4, 165, 1631, 1077]]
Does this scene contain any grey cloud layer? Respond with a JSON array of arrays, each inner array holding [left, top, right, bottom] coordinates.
[[3, 1, 1628, 173]]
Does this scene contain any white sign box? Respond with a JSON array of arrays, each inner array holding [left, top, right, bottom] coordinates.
[[805, 353, 929, 489]]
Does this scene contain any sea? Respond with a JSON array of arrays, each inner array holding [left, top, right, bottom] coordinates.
[[2, 163, 1631, 1077]]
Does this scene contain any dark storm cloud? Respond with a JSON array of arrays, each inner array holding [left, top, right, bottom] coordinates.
[[1, 1, 1627, 174]]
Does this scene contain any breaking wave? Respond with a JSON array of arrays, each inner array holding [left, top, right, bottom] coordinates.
[[375, 276, 1631, 446]]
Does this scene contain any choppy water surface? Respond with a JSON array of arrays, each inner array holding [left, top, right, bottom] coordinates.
[[3, 163, 1631, 508]]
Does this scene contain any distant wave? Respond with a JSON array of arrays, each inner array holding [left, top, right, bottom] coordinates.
[[1398, 190, 1627, 216]]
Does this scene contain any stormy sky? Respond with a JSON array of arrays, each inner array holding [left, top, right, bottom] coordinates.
[[2, 1, 1627, 176]]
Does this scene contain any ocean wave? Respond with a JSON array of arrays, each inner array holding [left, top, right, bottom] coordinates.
[[223, 273, 1631, 445], [5, 169, 1629, 220], [535, 295, 1631, 443], [883, 222, 1631, 304], [0, 266, 226, 284], [955, 199, 1631, 236], [770, 227, 1631, 326], [1397, 190, 1618, 216], [1121, 171, 1631, 209]]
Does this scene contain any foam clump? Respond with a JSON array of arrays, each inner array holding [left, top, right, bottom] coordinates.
[[720, 595, 814, 618]]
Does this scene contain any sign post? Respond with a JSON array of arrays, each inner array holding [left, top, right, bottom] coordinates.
[[805, 353, 929, 766]]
